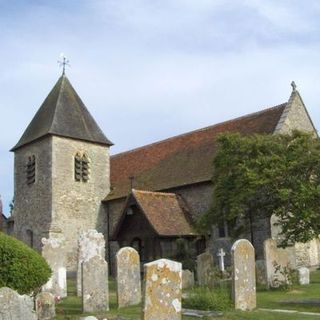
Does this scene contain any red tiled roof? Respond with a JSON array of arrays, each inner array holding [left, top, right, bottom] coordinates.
[[106, 104, 286, 201], [113, 189, 197, 238]]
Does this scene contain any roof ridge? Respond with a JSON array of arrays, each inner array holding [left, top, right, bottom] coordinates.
[[133, 189, 176, 197], [111, 102, 287, 158], [49, 76, 64, 133]]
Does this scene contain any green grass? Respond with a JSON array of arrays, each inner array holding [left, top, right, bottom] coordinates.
[[55, 271, 320, 319]]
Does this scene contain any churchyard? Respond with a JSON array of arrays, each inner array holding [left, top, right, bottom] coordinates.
[[2, 230, 320, 319]]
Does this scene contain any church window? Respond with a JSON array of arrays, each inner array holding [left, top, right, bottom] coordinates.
[[74, 153, 90, 182], [26, 155, 36, 185]]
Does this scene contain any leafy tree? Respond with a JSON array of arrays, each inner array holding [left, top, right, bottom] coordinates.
[[199, 130, 320, 247], [0, 232, 51, 295]]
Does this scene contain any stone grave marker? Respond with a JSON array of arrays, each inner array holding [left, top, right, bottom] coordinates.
[[77, 229, 105, 296], [36, 291, 56, 320], [264, 238, 295, 288], [217, 248, 226, 272], [0, 287, 37, 320], [255, 259, 267, 286], [231, 239, 256, 311], [116, 246, 141, 308], [196, 251, 214, 286], [142, 258, 182, 320], [298, 267, 310, 285], [42, 236, 67, 297], [182, 270, 194, 289], [82, 255, 109, 313]]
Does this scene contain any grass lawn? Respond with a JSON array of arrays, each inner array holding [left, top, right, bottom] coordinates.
[[55, 271, 320, 319]]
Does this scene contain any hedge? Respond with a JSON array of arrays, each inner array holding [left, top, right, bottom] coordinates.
[[0, 232, 51, 295]]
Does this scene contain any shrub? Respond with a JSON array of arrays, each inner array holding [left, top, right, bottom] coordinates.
[[183, 287, 232, 311], [0, 232, 51, 295]]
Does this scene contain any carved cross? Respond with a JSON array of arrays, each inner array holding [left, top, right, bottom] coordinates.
[[217, 248, 226, 272]]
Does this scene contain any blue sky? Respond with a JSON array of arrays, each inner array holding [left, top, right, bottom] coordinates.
[[1, 0, 320, 214]]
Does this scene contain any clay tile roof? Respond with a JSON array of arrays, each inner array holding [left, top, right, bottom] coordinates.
[[113, 189, 197, 238], [106, 103, 287, 201], [11, 75, 112, 151]]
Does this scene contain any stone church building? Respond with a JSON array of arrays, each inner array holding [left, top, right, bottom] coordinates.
[[9, 75, 318, 272]]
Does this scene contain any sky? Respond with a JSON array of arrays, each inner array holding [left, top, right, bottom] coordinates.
[[1, 0, 320, 214]]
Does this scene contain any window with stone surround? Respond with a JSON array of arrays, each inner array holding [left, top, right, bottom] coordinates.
[[26, 155, 36, 185], [74, 152, 90, 182]]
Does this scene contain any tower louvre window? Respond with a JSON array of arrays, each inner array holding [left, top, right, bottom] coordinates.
[[74, 153, 90, 182], [26, 155, 36, 185]]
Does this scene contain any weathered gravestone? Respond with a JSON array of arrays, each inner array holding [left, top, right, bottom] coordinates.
[[36, 291, 56, 320], [182, 270, 194, 289], [77, 229, 105, 296], [264, 239, 295, 288], [42, 236, 67, 297], [196, 251, 214, 286], [116, 247, 141, 308], [82, 255, 109, 313], [0, 287, 37, 320], [298, 267, 310, 285], [255, 259, 267, 286], [142, 259, 182, 320], [231, 239, 256, 311]]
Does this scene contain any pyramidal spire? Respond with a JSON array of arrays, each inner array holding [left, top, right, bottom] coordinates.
[[11, 76, 113, 151]]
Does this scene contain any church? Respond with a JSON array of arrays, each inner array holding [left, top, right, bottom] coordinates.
[[8, 74, 318, 272]]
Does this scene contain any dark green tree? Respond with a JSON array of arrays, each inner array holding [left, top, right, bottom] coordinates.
[[199, 131, 320, 247]]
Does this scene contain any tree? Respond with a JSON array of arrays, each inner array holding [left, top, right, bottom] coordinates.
[[198, 130, 320, 247]]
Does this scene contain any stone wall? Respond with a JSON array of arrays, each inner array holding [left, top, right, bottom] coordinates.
[[51, 136, 110, 270], [13, 137, 53, 252]]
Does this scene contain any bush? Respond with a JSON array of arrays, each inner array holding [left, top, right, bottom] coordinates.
[[0, 232, 51, 295], [183, 287, 232, 311]]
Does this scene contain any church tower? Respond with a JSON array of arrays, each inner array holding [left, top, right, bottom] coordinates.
[[11, 75, 112, 269]]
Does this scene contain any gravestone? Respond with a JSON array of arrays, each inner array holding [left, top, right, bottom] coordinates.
[[217, 248, 226, 272], [196, 252, 214, 286], [255, 259, 267, 286], [42, 236, 67, 297], [77, 229, 105, 296], [36, 292, 56, 320], [231, 239, 256, 311], [0, 287, 37, 320], [142, 259, 182, 320], [182, 270, 194, 289], [298, 267, 310, 285], [264, 239, 295, 288], [116, 247, 141, 308], [82, 255, 109, 313]]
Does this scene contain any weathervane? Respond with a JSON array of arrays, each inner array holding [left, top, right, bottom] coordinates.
[[57, 53, 70, 75]]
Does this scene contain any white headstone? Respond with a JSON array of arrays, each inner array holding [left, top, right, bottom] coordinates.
[[298, 267, 310, 285], [42, 236, 67, 298], [217, 248, 226, 272]]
